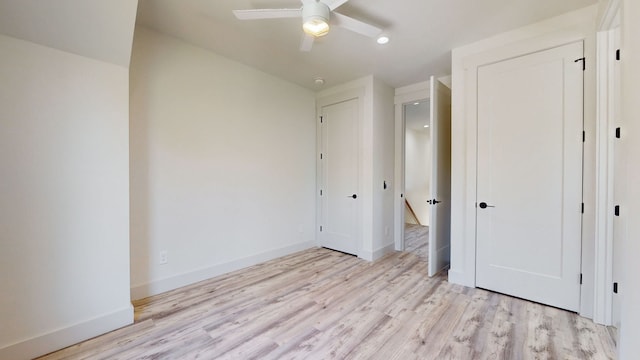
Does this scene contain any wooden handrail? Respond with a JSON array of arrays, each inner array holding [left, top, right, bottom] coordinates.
[[405, 199, 421, 226]]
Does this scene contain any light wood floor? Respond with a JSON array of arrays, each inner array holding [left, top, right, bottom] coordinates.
[[404, 223, 428, 261], [39, 248, 616, 360]]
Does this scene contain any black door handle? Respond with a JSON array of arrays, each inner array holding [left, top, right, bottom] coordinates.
[[478, 202, 495, 209], [349, 194, 357, 199], [432, 199, 441, 204]]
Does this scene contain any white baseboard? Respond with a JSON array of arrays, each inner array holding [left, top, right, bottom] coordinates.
[[0, 305, 133, 360], [130, 241, 316, 300], [360, 243, 396, 261], [447, 269, 474, 287], [373, 243, 396, 261]]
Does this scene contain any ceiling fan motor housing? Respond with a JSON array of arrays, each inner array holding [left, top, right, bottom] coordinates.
[[302, 1, 331, 37]]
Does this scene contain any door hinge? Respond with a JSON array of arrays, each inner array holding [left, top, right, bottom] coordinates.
[[580, 273, 583, 285], [582, 131, 586, 142], [581, 203, 584, 213], [575, 57, 586, 71], [320, 189, 323, 196], [320, 116, 324, 124], [320, 225, 323, 232], [614, 282, 618, 293], [615, 205, 620, 216], [616, 127, 621, 139], [616, 49, 621, 61], [320, 153, 323, 160]]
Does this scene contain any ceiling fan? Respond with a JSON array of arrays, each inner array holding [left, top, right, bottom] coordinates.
[[232, 0, 383, 52]]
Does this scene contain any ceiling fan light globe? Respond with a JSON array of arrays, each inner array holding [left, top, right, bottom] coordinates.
[[303, 17, 330, 37], [302, 1, 331, 37]]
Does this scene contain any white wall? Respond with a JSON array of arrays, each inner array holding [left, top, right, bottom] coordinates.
[[619, 0, 640, 357], [129, 27, 317, 299], [449, 5, 598, 317], [405, 129, 431, 225], [372, 78, 396, 256], [0, 34, 132, 359]]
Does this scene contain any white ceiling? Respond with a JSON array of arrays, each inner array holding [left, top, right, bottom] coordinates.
[[0, 0, 138, 67], [136, 0, 596, 90]]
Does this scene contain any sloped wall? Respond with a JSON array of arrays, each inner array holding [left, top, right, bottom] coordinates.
[[0, 34, 132, 359]]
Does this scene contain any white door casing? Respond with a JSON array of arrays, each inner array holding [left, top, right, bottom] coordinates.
[[428, 76, 452, 276], [594, 8, 621, 325], [610, 24, 623, 329], [476, 41, 584, 311], [319, 98, 359, 255]]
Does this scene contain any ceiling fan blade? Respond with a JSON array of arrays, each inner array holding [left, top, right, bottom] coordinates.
[[233, 8, 302, 20], [300, 33, 315, 52], [331, 12, 382, 38], [323, 0, 350, 11]]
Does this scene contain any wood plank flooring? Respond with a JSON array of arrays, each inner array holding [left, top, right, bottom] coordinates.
[[404, 223, 428, 261], [38, 247, 616, 360]]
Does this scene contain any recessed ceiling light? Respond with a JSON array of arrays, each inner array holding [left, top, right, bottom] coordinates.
[[377, 35, 390, 45], [424, 125, 430, 128], [314, 77, 325, 86], [413, 102, 420, 105]]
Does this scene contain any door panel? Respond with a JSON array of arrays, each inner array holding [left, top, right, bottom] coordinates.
[[476, 42, 584, 311], [428, 77, 452, 276], [320, 98, 359, 255]]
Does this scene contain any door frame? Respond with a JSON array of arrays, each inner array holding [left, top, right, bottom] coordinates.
[[448, 15, 597, 317], [394, 82, 430, 251], [317, 89, 365, 258], [593, 0, 621, 325]]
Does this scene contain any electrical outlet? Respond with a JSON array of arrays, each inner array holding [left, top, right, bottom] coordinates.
[[159, 250, 168, 265]]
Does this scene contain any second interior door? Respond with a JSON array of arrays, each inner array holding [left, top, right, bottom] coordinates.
[[319, 98, 359, 255]]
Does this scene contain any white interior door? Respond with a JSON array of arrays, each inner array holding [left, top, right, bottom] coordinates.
[[476, 42, 584, 311], [319, 98, 359, 255], [428, 77, 452, 276]]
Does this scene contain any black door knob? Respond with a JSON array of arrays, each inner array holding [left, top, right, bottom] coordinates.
[[479, 202, 495, 209], [433, 199, 441, 204], [351, 194, 357, 199]]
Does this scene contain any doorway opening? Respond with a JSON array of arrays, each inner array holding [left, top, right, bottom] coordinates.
[[403, 99, 431, 262], [394, 78, 452, 276]]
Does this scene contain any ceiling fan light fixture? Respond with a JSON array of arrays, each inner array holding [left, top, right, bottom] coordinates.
[[302, 1, 331, 37], [303, 17, 330, 37]]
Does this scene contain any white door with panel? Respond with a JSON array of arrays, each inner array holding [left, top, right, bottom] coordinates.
[[476, 42, 584, 311], [428, 76, 452, 276], [319, 98, 359, 255]]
